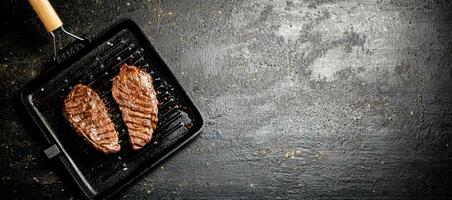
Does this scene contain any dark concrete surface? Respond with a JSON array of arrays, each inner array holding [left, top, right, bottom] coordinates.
[[1, 0, 452, 199]]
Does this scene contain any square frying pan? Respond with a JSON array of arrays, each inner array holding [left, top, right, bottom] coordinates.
[[21, 1, 203, 199]]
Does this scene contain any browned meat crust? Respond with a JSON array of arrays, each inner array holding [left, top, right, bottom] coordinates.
[[112, 64, 158, 150], [64, 84, 120, 154]]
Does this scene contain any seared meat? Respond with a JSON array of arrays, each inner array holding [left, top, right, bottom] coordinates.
[[64, 84, 120, 154], [112, 64, 158, 150]]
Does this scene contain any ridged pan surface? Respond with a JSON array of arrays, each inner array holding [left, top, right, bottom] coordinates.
[[21, 20, 203, 199]]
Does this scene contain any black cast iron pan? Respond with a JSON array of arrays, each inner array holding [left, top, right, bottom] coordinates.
[[21, 1, 204, 199]]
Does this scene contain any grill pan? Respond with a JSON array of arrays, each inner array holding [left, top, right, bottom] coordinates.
[[21, 2, 203, 199]]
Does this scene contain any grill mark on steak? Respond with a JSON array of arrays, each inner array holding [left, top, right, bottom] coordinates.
[[115, 79, 154, 100], [64, 84, 121, 154], [121, 107, 154, 120], [114, 85, 155, 112], [112, 64, 158, 150]]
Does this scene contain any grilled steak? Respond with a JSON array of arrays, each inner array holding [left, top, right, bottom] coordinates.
[[64, 84, 120, 154], [112, 64, 158, 150]]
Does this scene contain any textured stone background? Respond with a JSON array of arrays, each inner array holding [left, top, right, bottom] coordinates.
[[1, 0, 452, 199]]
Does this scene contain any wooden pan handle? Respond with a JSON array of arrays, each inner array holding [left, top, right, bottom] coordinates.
[[28, 0, 63, 32]]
